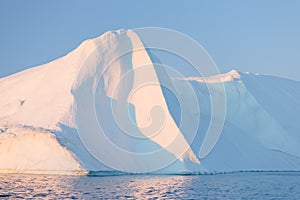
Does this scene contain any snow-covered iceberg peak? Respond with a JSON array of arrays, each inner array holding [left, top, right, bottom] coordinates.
[[71, 29, 201, 173], [0, 29, 202, 174], [176, 69, 241, 83]]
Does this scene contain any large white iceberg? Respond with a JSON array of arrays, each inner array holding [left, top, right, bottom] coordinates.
[[0, 29, 299, 175]]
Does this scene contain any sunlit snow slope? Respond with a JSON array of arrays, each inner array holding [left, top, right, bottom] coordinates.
[[0, 29, 300, 175]]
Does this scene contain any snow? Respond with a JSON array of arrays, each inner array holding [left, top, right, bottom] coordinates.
[[176, 69, 241, 83], [71, 30, 201, 173], [0, 126, 85, 175], [126, 30, 200, 164], [0, 29, 300, 175], [179, 78, 300, 172]]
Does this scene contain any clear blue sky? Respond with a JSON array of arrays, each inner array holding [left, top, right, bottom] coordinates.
[[0, 0, 299, 80]]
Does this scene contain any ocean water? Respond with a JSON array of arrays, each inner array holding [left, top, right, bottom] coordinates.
[[0, 172, 299, 199]]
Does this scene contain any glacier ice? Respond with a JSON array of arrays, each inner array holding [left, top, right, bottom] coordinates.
[[0, 29, 300, 175]]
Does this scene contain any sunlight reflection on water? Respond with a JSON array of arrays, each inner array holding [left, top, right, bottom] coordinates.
[[0, 172, 299, 199]]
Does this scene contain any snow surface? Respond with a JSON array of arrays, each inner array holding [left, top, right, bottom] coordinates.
[[0, 29, 300, 175], [175, 77, 300, 173], [176, 69, 241, 83], [0, 126, 84, 175]]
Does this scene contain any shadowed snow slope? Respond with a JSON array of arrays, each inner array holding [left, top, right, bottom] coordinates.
[[175, 73, 300, 172], [0, 29, 300, 175]]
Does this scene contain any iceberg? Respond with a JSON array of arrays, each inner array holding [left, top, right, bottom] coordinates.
[[0, 29, 299, 175]]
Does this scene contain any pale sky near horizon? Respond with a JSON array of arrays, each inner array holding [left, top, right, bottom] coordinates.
[[0, 0, 299, 80]]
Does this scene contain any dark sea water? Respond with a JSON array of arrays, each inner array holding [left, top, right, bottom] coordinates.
[[0, 172, 299, 199]]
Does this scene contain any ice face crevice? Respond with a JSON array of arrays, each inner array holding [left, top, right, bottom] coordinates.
[[126, 30, 200, 164]]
